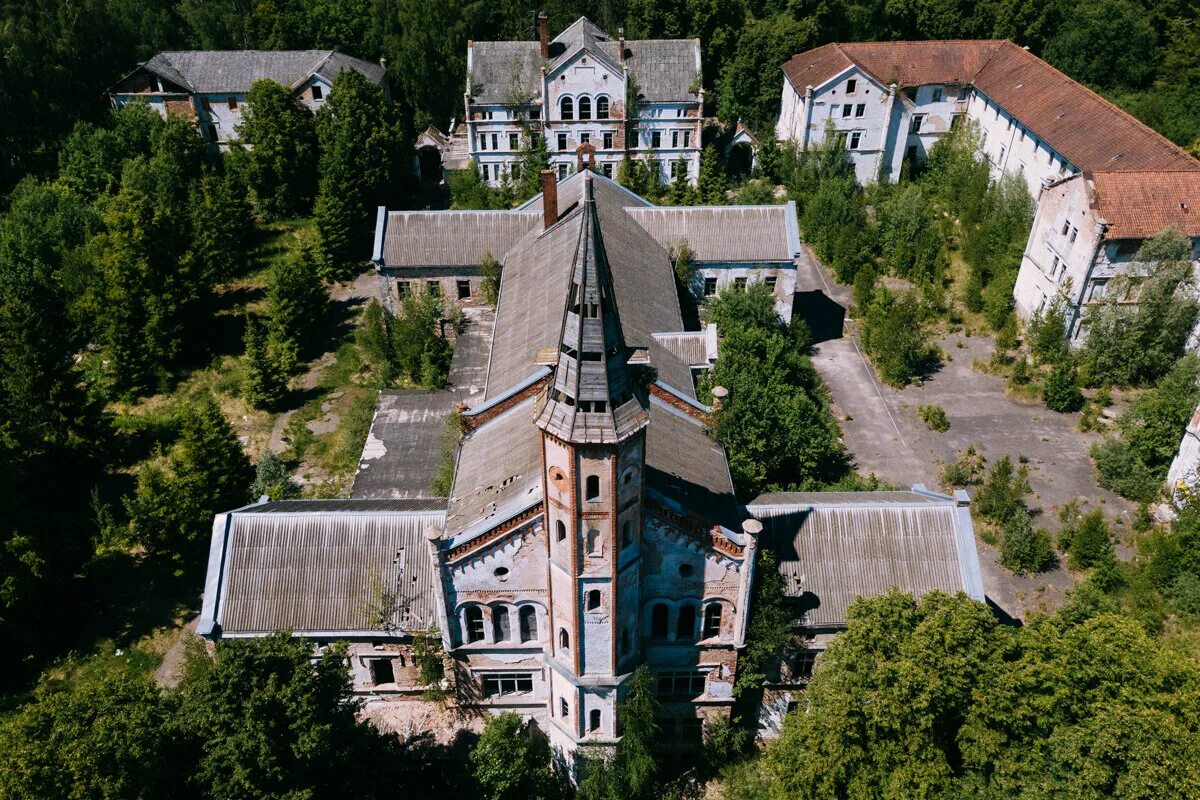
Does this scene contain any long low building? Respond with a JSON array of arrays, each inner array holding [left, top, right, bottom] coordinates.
[[775, 39, 1200, 340]]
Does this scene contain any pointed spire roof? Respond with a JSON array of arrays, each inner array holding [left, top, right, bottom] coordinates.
[[535, 172, 649, 444]]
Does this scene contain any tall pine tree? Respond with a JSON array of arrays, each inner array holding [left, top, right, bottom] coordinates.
[[239, 79, 318, 219], [241, 315, 286, 409], [267, 244, 329, 374]]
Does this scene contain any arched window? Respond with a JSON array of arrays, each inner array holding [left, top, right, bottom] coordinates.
[[589, 709, 601, 731], [519, 606, 538, 642], [493, 606, 510, 641], [579, 95, 592, 120], [586, 589, 601, 611], [651, 604, 669, 639], [556, 519, 566, 541], [703, 604, 723, 639], [559, 627, 570, 650], [465, 606, 484, 643], [560, 96, 574, 120], [585, 475, 600, 500], [596, 95, 609, 119], [622, 520, 633, 549], [586, 528, 602, 555], [677, 605, 697, 641]]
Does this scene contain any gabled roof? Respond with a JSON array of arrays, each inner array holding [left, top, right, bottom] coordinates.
[[375, 209, 540, 267], [1090, 171, 1200, 239], [468, 41, 542, 105], [624, 203, 801, 263], [200, 500, 445, 637], [748, 488, 985, 628], [128, 50, 385, 95], [782, 40, 1200, 176]]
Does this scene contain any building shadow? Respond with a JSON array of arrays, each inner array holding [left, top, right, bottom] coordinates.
[[792, 290, 845, 344]]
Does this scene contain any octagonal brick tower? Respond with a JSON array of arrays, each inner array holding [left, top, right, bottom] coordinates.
[[535, 171, 649, 758]]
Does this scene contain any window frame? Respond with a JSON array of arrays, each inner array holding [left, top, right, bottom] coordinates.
[[482, 672, 534, 697]]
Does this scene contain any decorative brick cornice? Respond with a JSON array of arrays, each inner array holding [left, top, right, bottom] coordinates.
[[646, 498, 744, 558], [650, 383, 712, 424], [445, 506, 543, 563], [462, 375, 550, 432]]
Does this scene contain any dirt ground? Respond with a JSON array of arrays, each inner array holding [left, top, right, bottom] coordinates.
[[793, 246, 1136, 621]]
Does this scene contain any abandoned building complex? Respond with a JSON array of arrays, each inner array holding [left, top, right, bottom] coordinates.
[[107, 49, 387, 149], [464, 14, 703, 186], [199, 170, 984, 767], [776, 40, 1200, 341]]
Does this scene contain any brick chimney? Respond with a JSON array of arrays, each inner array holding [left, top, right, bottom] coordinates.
[[575, 142, 595, 173], [618, 27, 625, 62], [538, 12, 549, 59], [541, 169, 557, 229]]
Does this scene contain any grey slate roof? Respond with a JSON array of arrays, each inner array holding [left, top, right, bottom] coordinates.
[[625, 203, 801, 263], [469, 41, 542, 105], [446, 396, 544, 539], [140, 50, 385, 94], [747, 490, 985, 628], [649, 336, 699, 399], [609, 39, 702, 103], [646, 396, 737, 528], [377, 210, 540, 268], [352, 390, 460, 499], [204, 503, 445, 636]]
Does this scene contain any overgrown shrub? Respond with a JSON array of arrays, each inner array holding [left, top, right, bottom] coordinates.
[[940, 445, 986, 488], [860, 286, 931, 387], [919, 404, 950, 432], [974, 455, 1030, 523], [1000, 509, 1056, 574], [1043, 357, 1084, 412], [1092, 438, 1162, 502], [1067, 509, 1115, 570], [480, 251, 501, 305]]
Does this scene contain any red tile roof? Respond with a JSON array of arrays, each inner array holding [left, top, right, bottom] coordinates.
[[782, 40, 1200, 175], [1090, 171, 1200, 239]]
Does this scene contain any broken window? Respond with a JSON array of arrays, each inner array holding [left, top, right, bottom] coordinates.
[[931, 87, 942, 102], [910, 115, 925, 133], [493, 606, 511, 641], [311, 84, 323, 100], [579, 95, 592, 120], [735, 277, 747, 290], [596, 95, 609, 118], [703, 277, 717, 296], [676, 605, 696, 641], [656, 671, 706, 698], [560, 96, 574, 120], [427, 281, 441, 297], [846, 78, 857, 94], [227, 96, 238, 110], [602, 163, 613, 178], [465, 606, 484, 643], [651, 604, 669, 639], [519, 606, 538, 642], [397, 281, 410, 298], [482, 673, 533, 696], [793, 650, 819, 681], [842, 104, 852, 118], [702, 604, 722, 639], [855, 103, 865, 117], [557, 133, 568, 151], [509, 132, 519, 150], [765, 275, 778, 292]]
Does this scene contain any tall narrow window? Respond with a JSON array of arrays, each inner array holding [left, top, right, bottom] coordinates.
[[519, 606, 538, 642], [493, 606, 510, 642], [559, 628, 570, 650], [561, 698, 569, 717], [579, 95, 592, 120], [703, 604, 722, 639], [603, 131, 613, 149], [596, 95, 609, 119], [677, 605, 696, 641], [228, 96, 238, 110], [651, 131, 661, 148], [622, 520, 633, 549], [585, 475, 600, 500], [589, 709, 601, 732], [560, 96, 574, 120], [556, 520, 566, 542], [841, 104, 852, 118], [651, 604, 669, 639], [465, 607, 484, 643], [586, 589, 601, 611], [557, 132, 568, 151], [586, 528, 602, 555], [845, 78, 857, 94]]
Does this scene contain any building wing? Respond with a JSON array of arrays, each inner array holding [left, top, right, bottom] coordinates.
[[468, 41, 542, 105], [624, 203, 801, 263], [138, 50, 384, 94]]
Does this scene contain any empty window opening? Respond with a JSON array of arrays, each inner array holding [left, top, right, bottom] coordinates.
[[586, 590, 601, 611], [559, 628, 570, 650], [397, 281, 411, 298], [651, 131, 661, 148], [676, 605, 696, 641], [703, 277, 717, 296], [579, 95, 592, 120], [427, 281, 441, 297], [703, 604, 722, 639], [456, 280, 471, 299], [519, 606, 538, 642], [494, 566, 509, 582], [369, 658, 394, 686], [228, 96, 238, 110], [556, 520, 566, 542], [557, 132, 568, 151], [311, 84, 323, 100], [560, 698, 569, 717], [602, 163, 613, 178], [910, 115, 924, 133], [586, 475, 601, 500], [597, 95, 610, 119], [620, 627, 630, 655], [483, 673, 533, 696], [580, 132, 590, 144], [465, 607, 484, 643], [651, 604, 669, 639], [841, 104, 852, 118], [765, 275, 778, 291], [846, 78, 857, 94], [586, 528, 602, 555], [560, 96, 574, 120], [734, 277, 747, 290], [679, 563, 694, 578], [622, 520, 634, 549], [855, 103, 865, 117], [589, 709, 601, 732], [494, 606, 511, 641]]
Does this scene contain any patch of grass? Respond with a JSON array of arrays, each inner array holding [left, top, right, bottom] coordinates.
[[918, 404, 950, 432], [430, 410, 465, 497], [939, 445, 986, 489]]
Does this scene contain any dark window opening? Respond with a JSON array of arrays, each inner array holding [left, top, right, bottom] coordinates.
[[465, 607, 484, 643], [703, 604, 722, 639], [622, 520, 633, 548], [678, 563, 694, 578], [519, 606, 538, 642], [793, 650, 819, 681], [703, 277, 717, 296], [397, 281, 411, 298], [651, 604, 669, 639], [559, 628, 569, 650], [846, 78, 857, 94], [557, 133, 568, 151], [561, 96, 574, 120], [676, 605, 696, 641], [765, 275, 778, 291], [580, 132, 590, 144], [228, 96, 238, 110], [311, 84, 323, 100], [585, 475, 600, 500], [427, 281, 441, 297], [560, 698, 569, 717], [579, 95, 592, 120], [581, 351, 602, 361], [205, 124, 218, 141], [456, 280, 471, 299], [656, 671, 706, 698], [589, 709, 601, 731], [586, 590, 601, 611], [509, 132, 519, 150], [369, 658, 394, 685], [603, 131, 613, 149], [734, 277, 747, 289], [494, 606, 510, 641], [651, 131, 661, 148], [556, 520, 566, 542], [597, 95, 609, 119]]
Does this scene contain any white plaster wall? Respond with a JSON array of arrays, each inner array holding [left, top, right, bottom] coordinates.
[[775, 77, 803, 141], [693, 265, 797, 321], [1166, 406, 1200, 506], [967, 92, 1074, 196], [803, 68, 893, 184]]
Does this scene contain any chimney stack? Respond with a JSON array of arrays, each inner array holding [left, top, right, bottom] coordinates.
[[538, 12, 549, 59], [541, 169, 558, 229], [618, 27, 625, 62]]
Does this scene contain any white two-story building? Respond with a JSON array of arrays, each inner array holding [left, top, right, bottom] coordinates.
[[108, 50, 387, 150], [465, 14, 702, 186], [775, 40, 1200, 335]]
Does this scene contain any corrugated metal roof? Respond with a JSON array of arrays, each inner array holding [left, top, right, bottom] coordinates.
[[352, 390, 460, 499], [144, 50, 385, 94], [652, 332, 708, 368], [625, 205, 799, 263], [242, 498, 448, 513], [216, 507, 445, 635], [380, 210, 539, 268], [750, 495, 979, 628]]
